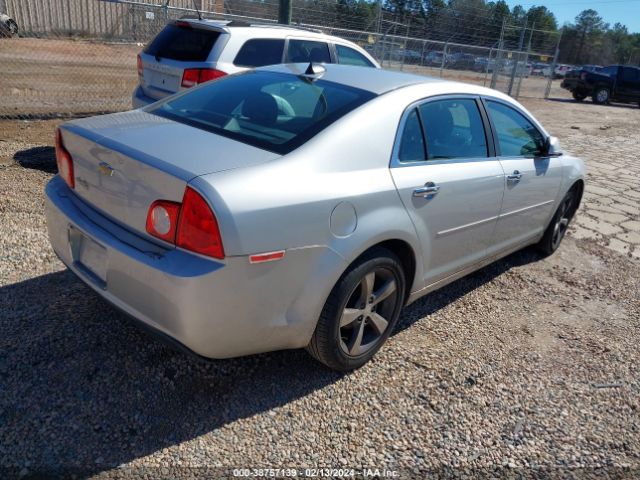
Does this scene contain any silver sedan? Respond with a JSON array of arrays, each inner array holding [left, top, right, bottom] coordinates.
[[45, 64, 585, 370]]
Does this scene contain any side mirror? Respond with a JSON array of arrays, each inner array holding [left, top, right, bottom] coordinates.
[[544, 136, 563, 157]]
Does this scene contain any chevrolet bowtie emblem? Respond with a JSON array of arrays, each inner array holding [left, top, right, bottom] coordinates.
[[98, 162, 115, 177]]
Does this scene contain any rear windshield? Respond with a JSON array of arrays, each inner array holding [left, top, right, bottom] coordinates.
[[144, 24, 220, 62], [150, 70, 376, 154]]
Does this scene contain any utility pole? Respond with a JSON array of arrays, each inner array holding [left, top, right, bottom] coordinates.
[[278, 0, 292, 25]]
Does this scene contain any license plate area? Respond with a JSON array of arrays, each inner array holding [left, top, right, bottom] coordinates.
[[69, 226, 108, 289]]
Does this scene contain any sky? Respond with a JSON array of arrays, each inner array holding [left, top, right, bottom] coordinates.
[[505, 0, 640, 34]]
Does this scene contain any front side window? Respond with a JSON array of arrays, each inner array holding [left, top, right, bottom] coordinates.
[[335, 45, 375, 67], [418, 99, 488, 159], [486, 101, 545, 157], [234, 39, 285, 67], [150, 71, 376, 154], [287, 39, 331, 63], [601, 65, 618, 76]]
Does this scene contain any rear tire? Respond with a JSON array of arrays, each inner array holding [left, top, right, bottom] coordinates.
[[572, 91, 587, 101], [537, 187, 579, 256], [593, 87, 610, 104], [307, 247, 406, 371]]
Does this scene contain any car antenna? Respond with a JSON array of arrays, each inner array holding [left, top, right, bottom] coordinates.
[[304, 62, 326, 76], [191, 0, 203, 20]]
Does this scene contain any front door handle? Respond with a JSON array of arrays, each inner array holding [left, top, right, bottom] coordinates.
[[413, 182, 440, 198], [506, 170, 523, 183]]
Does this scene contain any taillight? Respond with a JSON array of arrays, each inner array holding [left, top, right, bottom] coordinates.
[[137, 54, 143, 78], [176, 187, 224, 259], [181, 68, 226, 88], [145, 187, 224, 259], [146, 200, 181, 243], [55, 128, 74, 189]]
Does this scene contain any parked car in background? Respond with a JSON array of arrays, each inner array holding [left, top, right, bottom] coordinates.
[[424, 50, 446, 66], [578, 64, 603, 73], [473, 56, 496, 73], [133, 19, 379, 108], [446, 53, 476, 70], [0, 13, 18, 37], [561, 64, 640, 105], [388, 48, 423, 65], [48, 64, 584, 370], [553, 64, 574, 79], [531, 62, 551, 76], [500, 60, 532, 77]]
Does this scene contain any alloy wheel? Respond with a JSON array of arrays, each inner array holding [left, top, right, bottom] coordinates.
[[338, 267, 398, 357]]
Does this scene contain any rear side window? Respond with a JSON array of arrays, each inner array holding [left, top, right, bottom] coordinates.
[[336, 45, 374, 67], [419, 99, 488, 159], [287, 39, 331, 63], [234, 39, 285, 67], [486, 101, 545, 157], [151, 71, 376, 154], [145, 24, 220, 62], [398, 109, 425, 162]]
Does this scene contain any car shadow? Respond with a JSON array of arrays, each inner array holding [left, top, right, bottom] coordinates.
[[546, 97, 640, 110], [0, 247, 542, 476], [13, 146, 57, 173]]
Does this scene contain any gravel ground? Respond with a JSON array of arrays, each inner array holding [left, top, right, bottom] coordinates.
[[1, 98, 639, 479]]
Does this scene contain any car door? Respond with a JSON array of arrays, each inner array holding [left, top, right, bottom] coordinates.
[[390, 96, 505, 286], [483, 99, 563, 254], [285, 38, 332, 64]]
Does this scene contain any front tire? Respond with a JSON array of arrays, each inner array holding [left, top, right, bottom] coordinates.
[[307, 247, 406, 371], [537, 187, 579, 255], [593, 87, 610, 104]]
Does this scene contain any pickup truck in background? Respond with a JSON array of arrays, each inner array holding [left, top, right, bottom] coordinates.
[[561, 64, 640, 105]]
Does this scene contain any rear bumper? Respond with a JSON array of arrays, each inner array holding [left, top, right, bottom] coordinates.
[[561, 78, 585, 92], [45, 176, 337, 358], [131, 85, 157, 109]]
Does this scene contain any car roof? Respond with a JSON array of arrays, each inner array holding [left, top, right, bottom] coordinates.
[[256, 63, 507, 98], [181, 18, 345, 41]]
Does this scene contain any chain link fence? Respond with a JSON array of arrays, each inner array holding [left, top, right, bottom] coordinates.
[[0, 0, 563, 119]]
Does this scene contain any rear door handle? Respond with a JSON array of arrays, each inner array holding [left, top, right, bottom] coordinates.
[[413, 182, 440, 198], [506, 170, 522, 183]]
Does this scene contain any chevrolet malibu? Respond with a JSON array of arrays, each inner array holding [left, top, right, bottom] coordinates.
[[45, 64, 584, 371]]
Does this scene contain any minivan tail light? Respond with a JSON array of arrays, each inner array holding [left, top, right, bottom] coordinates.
[[55, 128, 74, 189], [137, 54, 143, 78], [176, 187, 224, 259], [181, 68, 226, 88], [146, 200, 181, 243]]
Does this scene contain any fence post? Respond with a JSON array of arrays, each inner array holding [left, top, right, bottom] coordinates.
[[0, 0, 6, 14], [440, 43, 447, 77], [544, 30, 562, 99], [515, 21, 535, 99], [508, 18, 527, 96], [490, 19, 506, 90]]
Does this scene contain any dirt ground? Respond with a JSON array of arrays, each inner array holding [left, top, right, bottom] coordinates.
[[1, 49, 639, 477]]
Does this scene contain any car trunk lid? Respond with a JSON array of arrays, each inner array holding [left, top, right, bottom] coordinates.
[[61, 110, 278, 239]]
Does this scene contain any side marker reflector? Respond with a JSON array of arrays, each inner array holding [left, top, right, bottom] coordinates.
[[249, 250, 285, 264]]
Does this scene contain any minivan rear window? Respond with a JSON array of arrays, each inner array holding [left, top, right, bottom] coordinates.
[[144, 24, 220, 62], [150, 71, 376, 154]]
